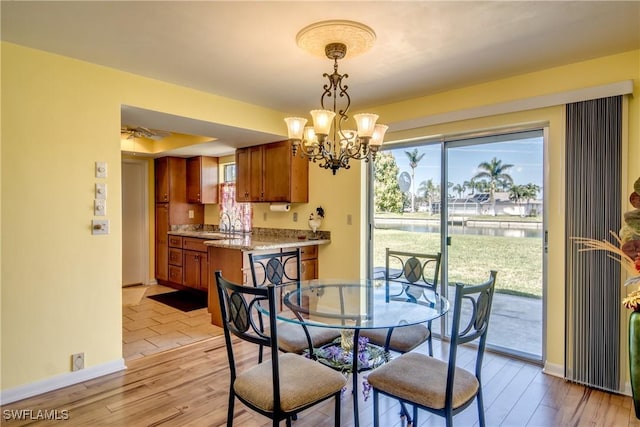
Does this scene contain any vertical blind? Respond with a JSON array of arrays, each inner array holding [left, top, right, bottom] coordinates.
[[565, 95, 622, 392]]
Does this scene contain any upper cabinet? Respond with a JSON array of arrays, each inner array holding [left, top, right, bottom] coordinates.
[[187, 156, 218, 204], [235, 140, 308, 203], [236, 145, 264, 202], [155, 156, 187, 203]]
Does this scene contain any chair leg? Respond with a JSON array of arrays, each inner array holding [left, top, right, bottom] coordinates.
[[373, 389, 380, 427], [258, 344, 263, 363], [334, 392, 341, 427], [427, 335, 433, 356], [227, 391, 234, 427], [445, 409, 453, 427], [284, 417, 291, 427], [477, 390, 486, 427], [412, 405, 418, 427]]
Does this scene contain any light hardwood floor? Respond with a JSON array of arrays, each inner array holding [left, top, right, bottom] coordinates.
[[3, 334, 639, 426], [122, 285, 223, 361]]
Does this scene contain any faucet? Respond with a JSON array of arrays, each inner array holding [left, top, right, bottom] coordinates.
[[220, 212, 235, 237]]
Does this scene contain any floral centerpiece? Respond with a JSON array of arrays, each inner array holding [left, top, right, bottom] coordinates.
[[306, 335, 390, 374]]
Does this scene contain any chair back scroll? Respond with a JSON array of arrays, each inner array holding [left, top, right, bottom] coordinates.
[[445, 270, 497, 409], [215, 272, 280, 374], [249, 248, 301, 287], [385, 249, 441, 303]]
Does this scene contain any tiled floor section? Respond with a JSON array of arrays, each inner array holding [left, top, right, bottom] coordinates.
[[122, 284, 223, 361]]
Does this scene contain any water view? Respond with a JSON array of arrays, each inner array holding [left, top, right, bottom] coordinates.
[[375, 219, 543, 239]]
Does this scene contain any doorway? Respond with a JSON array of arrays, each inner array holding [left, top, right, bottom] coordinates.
[[370, 129, 545, 361], [122, 159, 149, 287]]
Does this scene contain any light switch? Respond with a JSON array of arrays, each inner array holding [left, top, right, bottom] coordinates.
[[94, 199, 106, 216], [92, 219, 109, 235], [95, 183, 107, 199], [188, 210, 194, 219], [95, 161, 107, 178]]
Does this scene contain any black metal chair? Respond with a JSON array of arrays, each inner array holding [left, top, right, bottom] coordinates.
[[361, 249, 441, 356], [249, 249, 339, 362], [215, 271, 347, 427], [368, 271, 497, 427]]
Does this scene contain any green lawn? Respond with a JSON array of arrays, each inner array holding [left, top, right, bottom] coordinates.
[[373, 228, 543, 298]]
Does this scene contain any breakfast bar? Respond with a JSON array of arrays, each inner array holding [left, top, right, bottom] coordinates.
[[167, 229, 330, 326]]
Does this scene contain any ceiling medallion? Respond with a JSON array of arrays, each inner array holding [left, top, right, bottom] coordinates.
[[285, 20, 387, 175]]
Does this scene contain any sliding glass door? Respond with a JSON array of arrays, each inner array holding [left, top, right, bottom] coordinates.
[[369, 129, 544, 361]]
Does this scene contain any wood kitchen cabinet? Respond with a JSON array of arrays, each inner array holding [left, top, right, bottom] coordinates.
[[155, 204, 169, 282], [155, 156, 186, 203], [182, 238, 209, 291], [168, 235, 183, 285], [187, 156, 218, 204], [235, 145, 264, 202], [154, 156, 204, 286], [235, 140, 308, 203], [207, 244, 319, 327]]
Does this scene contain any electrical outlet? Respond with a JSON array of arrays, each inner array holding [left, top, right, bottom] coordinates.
[[71, 352, 84, 371], [92, 219, 109, 235], [188, 210, 194, 219], [293, 212, 298, 222]]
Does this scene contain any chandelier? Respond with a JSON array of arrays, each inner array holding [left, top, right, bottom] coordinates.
[[284, 21, 388, 175]]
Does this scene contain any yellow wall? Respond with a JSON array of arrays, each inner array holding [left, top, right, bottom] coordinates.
[[2, 40, 638, 394], [0, 42, 289, 390]]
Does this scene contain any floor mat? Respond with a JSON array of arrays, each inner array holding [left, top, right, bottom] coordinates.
[[147, 290, 208, 312]]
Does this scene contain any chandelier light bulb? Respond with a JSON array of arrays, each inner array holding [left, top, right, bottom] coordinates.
[[310, 109, 335, 136], [284, 117, 307, 140], [353, 113, 379, 138], [369, 124, 389, 147]]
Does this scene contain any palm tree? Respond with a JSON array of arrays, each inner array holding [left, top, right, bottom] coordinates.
[[452, 183, 465, 199], [404, 148, 425, 212], [418, 179, 439, 213], [464, 179, 475, 195], [472, 157, 514, 215]]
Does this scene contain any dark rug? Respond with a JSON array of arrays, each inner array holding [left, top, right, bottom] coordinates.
[[148, 290, 207, 312]]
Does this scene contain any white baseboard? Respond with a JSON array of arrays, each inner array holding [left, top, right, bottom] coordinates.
[[0, 358, 126, 405], [542, 361, 564, 378]]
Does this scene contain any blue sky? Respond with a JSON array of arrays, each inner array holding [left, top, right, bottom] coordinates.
[[385, 136, 544, 195]]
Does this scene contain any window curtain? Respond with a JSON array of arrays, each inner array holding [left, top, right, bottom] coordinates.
[[565, 95, 622, 392], [219, 182, 252, 233]]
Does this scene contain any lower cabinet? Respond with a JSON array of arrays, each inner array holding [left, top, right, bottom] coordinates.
[[165, 235, 209, 292], [207, 244, 320, 327], [182, 237, 209, 291]]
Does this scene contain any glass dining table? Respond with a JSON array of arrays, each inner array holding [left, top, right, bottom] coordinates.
[[264, 278, 450, 426]]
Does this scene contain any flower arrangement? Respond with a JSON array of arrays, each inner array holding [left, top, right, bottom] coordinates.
[[305, 336, 390, 374], [573, 177, 640, 309]]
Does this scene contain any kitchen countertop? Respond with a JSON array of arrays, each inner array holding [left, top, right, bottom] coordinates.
[[168, 230, 330, 251]]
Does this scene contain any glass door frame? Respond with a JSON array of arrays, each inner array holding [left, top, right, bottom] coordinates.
[[367, 125, 548, 363]]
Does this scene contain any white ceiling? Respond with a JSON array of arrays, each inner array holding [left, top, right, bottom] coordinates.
[[3, 1, 639, 156]]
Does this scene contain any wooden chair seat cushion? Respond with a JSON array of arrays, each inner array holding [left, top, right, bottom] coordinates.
[[367, 352, 479, 410], [234, 353, 347, 413], [360, 324, 430, 353], [275, 321, 341, 354]]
